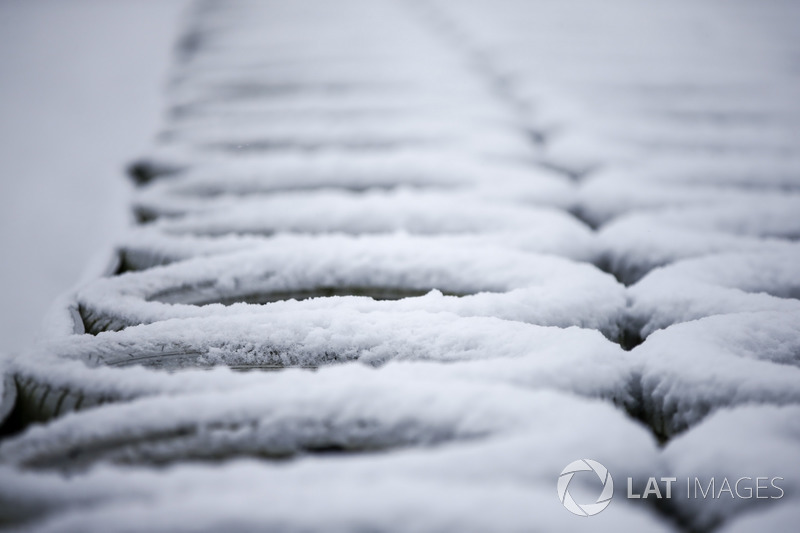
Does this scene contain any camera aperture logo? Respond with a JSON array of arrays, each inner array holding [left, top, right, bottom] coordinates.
[[558, 460, 786, 517], [557, 459, 614, 517]]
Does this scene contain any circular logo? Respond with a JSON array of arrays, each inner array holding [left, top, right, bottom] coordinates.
[[557, 459, 614, 517]]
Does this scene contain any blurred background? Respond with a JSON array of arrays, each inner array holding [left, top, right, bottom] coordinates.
[[0, 0, 187, 352]]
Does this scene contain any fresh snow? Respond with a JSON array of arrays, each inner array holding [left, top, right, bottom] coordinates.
[[72, 235, 625, 340], [2, 0, 799, 530], [0, 0, 188, 353], [0, 391, 670, 533], [663, 404, 800, 529], [629, 249, 800, 338], [632, 311, 800, 436]]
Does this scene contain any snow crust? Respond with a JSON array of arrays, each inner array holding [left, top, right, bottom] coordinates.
[[0, 390, 670, 532], [631, 311, 800, 436], [77, 234, 625, 338], [140, 190, 591, 255], [628, 250, 800, 338], [663, 405, 800, 530], [4, 0, 800, 530]]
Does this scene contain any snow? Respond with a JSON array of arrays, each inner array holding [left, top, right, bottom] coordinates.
[[719, 504, 800, 533], [598, 217, 798, 285], [0, 390, 670, 532], [628, 250, 800, 338], [0, 468, 673, 533], [128, 190, 595, 269], [0, 369, 14, 428], [2, 0, 800, 530], [132, 148, 575, 215], [631, 311, 800, 436], [663, 405, 800, 530], [137, 148, 567, 196], [579, 178, 800, 229], [12, 309, 631, 416], [443, 0, 800, 176], [72, 234, 625, 338], [117, 222, 598, 274], [145, 189, 585, 240], [161, 113, 530, 153], [0, 0, 188, 353], [0, 377, 632, 470]]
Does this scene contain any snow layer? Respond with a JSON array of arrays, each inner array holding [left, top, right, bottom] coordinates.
[[663, 405, 800, 530], [437, 0, 800, 180], [720, 504, 800, 533], [579, 178, 800, 229], [9, 313, 631, 424], [4, 0, 800, 529], [135, 148, 571, 200], [0, 0, 188, 353], [631, 311, 800, 436], [159, 113, 533, 158], [76, 234, 625, 338], [598, 217, 799, 285], [0, 366, 15, 428], [77, 311, 625, 372], [146, 189, 586, 241], [115, 227, 598, 274], [132, 148, 576, 219], [628, 250, 800, 338], [0, 390, 670, 532], [0, 375, 633, 470]]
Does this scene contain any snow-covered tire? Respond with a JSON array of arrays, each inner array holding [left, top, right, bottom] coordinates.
[[631, 311, 800, 438], [11, 312, 633, 424], [0, 373, 16, 430], [0, 376, 633, 470], [76, 235, 625, 339], [662, 405, 800, 530], [627, 249, 800, 340], [0, 390, 670, 532], [597, 198, 800, 284]]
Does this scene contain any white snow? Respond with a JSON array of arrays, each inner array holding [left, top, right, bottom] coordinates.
[[72, 234, 625, 338], [133, 148, 575, 214], [2, 0, 800, 530], [631, 311, 800, 436], [663, 404, 800, 530], [0, 0, 188, 353], [598, 216, 799, 285], [628, 250, 800, 338], [0, 375, 631, 469], [0, 368, 14, 428], [0, 390, 669, 532], [579, 178, 800, 229], [719, 504, 800, 533], [145, 188, 584, 238], [17, 308, 631, 399]]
